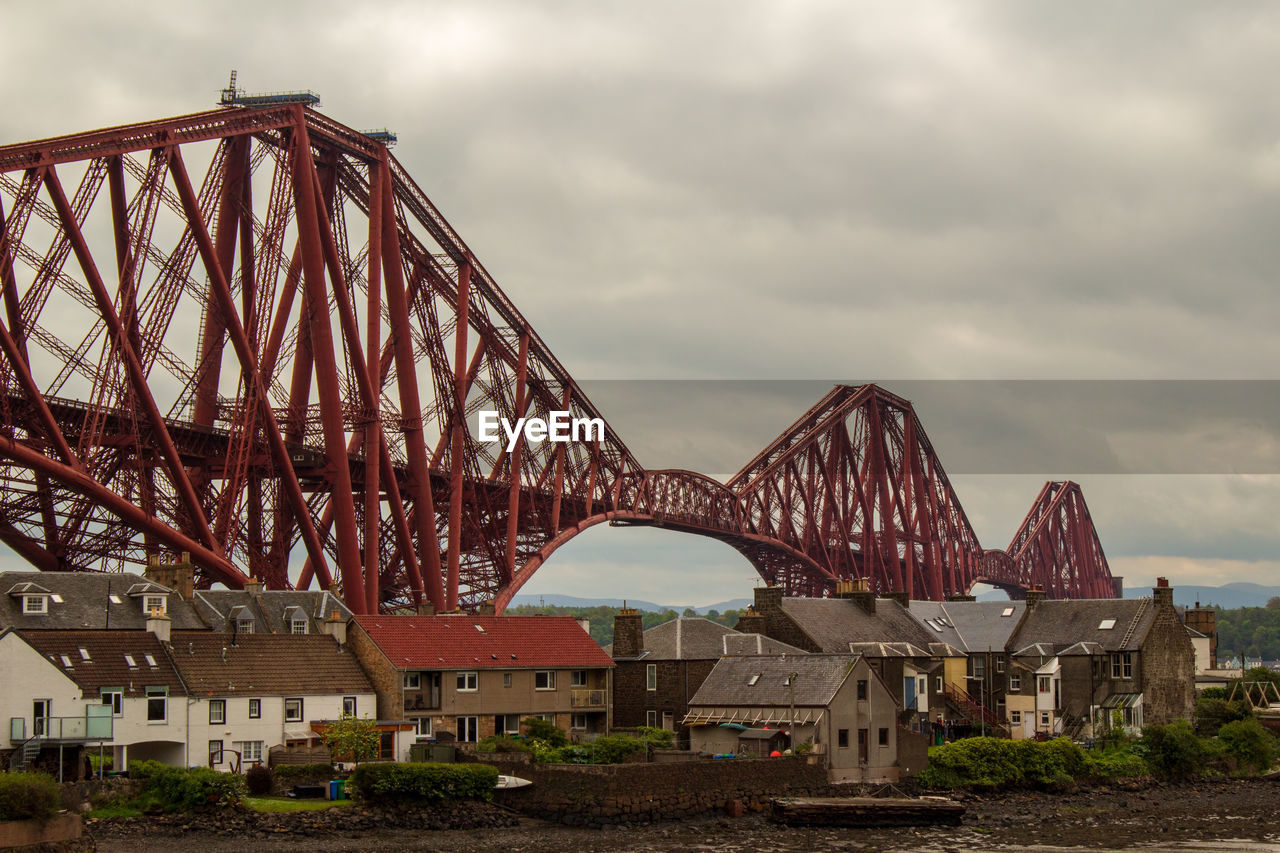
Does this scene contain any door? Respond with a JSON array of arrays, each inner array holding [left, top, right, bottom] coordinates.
[[857, 728, 869, 764], [33, 700, 50, 737]]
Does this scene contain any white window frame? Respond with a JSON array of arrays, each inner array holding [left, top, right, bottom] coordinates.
[[1111, 652, 1133, 679], [571, 670, 587, 687], [416, 717, 433, 737], [1010, 710, 1022, 724], [146, 686, 168, 723], [646, 664, 657, 692], [100, 689, 123, 717], [209, 699, 226, 725], [236, 617, 254, 634], [1040, 711, 1050, 728], [248, 698, 261, 719], [208, 739, 224, 765], [535, 671, 557, 691], [646, 710, 657, 727], [234, 740, 263, 763], [1009, 673, 1021, 692], [144, 595, 167, 615], [995, 657, 1005, 673], [456, 671, 478, 692], [571, 713, 587, 730], [342, 696, 357, 717], [284, 697, 304, 723], [1038, 676, 1051, 694], [404, 672, 421, 690], [503, 673, 512, 688], [22, 595, 47, 614], [291, 619, 308, 635]]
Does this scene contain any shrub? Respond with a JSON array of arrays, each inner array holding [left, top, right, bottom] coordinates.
[[323, 715, 381, 765], [476, 735, 532, 754], [1218, 717, 1279, 774], [1195, 697, 1251, 737], [575, 734, 647, 764], [272, 763, 336, 779], [521, 717, 567, 748], [0, 772, 60, 822], [129, 761, 246, 811], [348, 762, 497, 803], [245, 764, 274, 796], [635, 726, 675, 749], [1084, 747, 1149, 780], [1137, 721, 1214, 779], [917, 737, 1103, 791]]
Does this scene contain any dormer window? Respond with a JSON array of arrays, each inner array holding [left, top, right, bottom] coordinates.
[[144, 595, 167, 615], [236, 617, 254, 634], [23, 595, 48, 615], [291, 618, 308, 635]]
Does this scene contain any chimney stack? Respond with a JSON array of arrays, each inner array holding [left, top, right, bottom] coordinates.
[[477, 600, 496, 616], [884, 591, 910, 607], [734, 606, 766, 635], [146, 608, 171, 643], [1025, 587, 1045, 608], [1153, 577, 1174, 609], [319, 609, 347, 645], [243, 580, 264, 596], [835, 577, 875, 614], [145, 553, 194, 600], [612, 608, 644, 659], [753, 586, 784, 614]]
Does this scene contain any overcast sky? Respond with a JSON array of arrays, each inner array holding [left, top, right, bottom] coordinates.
[[2, 1, 1278, 605]]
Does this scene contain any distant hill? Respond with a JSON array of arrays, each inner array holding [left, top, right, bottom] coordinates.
[[507, 593, 752, 615]]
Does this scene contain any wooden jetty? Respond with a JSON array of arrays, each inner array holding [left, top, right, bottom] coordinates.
[[771, 796, 965, 827]]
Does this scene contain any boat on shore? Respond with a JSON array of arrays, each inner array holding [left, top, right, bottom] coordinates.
[[771, 795, 965, 827]]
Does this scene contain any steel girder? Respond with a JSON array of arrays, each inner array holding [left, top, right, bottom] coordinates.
[[0, 106, 1117, 612]]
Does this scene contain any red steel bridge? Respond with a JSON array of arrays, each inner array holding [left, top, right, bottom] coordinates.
[[0, 104, 1118, 614]]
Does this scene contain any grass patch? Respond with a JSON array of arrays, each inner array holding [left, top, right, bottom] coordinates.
[[244, 796, 355, 813], [86, 804, 144, 820]]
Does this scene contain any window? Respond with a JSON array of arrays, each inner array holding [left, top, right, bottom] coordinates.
[[662, 711, 674, 731], [646, 664, 658, 691], [535, 671, 557, 691], [404, 672, 421, 690], [1009, 673, 1021, 692], [146, 686, 168, 722], [972, 657, 986, 679], [856, 679, 868, 700], [1111, 652, 1133, 679], [1038, 676, 1051, 694], [248, 698, 261, 719], [456, 671, 477, 692], [498, 714, 522, 734], [503, 673, 512, 688], [100, 689, 123, 717], [233, 740, 263, 763], [291, 619, 308, 635], [236, 617, 254, 634], [646, 710, 658, 727], [456, 716, 479, 743], [416, 717, 433, 737], [838, 729, 849, 748], [22, 595, 47, 614], [144, 595, 166, 615], [995, 657, 1005, 674], [209, 700, 226, 725], [379, 731, 394, 759], [1098, 618, 1116, 630], [284, 698, 304, 722], [935, 676, 943, 693], [571, 714, 587, 730], [343, 696, 357, 717], [878, 727, 889, 746], [918, 677, 926, 697], [1040, 711, 1050, 728], [1010, 710, 1022, 724], [208, 740, 223, 765], [571, 670, 587, 687]]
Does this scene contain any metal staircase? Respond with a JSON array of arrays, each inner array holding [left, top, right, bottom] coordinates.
[[8, 737, 42, 772], [943, 684, 1010, 737]]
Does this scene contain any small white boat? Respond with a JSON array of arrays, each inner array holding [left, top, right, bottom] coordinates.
[[495, 774, 533, 790]]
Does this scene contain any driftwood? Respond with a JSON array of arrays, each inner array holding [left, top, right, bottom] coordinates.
[[771, 796, 965, 827]]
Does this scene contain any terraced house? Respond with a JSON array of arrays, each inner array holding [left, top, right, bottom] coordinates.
[[348, 613, 614, 752]]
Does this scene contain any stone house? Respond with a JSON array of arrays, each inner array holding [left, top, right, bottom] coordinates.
[[685, 653, 901, 783], [1004, 579, 1194, 738], [191, 584, 353, 637], [0, 571, 207, 632], [348, 614, 614, 753], [607, 610, 804, 740], [735, 585, 955, 734]]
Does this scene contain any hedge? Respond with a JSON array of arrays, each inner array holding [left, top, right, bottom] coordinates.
[[348, 762, 498, 803], [0, 772, 60, 822], [129, 760, 246, 811], [272, 763, 336, 779], [918, 736, 1116, 791]]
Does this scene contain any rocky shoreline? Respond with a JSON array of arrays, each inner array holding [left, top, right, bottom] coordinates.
[[90, 777, 1280, 852]]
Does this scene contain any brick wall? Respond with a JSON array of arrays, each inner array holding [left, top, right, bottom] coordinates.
[[486, 756, 840, 825], [612, 659, 717, 734]]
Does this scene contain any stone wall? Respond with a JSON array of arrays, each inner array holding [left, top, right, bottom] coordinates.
[[612, 659, 716, 736], [1142, 599, 1196, 726], [487, 756, 841, 825], [346, 623, 400, 721]]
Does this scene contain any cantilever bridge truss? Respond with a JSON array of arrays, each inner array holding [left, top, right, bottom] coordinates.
[[0, 105, 1117, 614]]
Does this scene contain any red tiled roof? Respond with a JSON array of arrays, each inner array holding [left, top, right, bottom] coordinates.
[[354, 615, 614, 670]]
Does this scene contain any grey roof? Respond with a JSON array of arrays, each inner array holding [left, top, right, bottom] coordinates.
[[7, 581, 50, 595], [1008, 598, 1155, 653], [688, 654, 858, 708], [1012, 642, 1057, 658], [192, 589, 352, 635], [1059, 641, 1107, 656], [0, 571, 207, 631], [780, 597, 936, 653], [849, 641, 929, 658], [908, 600, 1026, 653], [721, 633, 808, 656]]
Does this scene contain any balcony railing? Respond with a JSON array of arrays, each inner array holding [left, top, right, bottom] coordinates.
[[9, 708, 113, 745], [571, 689, 606, 708]]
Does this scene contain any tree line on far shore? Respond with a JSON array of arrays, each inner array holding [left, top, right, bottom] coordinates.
[[504, 604, 743, 647]]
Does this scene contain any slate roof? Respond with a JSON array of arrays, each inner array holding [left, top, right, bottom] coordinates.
[[688, 654, 858, 708], [192, 589, 352, 635], [1008, 598, 1155, 654], [721, 633, 808, 657], [603, 619, 806, 660], [909, 600, 1026, 652], [0, 571, 207, 631], [355, 615, 615, 670], [779, 597, 936, 652], [18, 630, 187, 697], [169, 631, 372, 697]]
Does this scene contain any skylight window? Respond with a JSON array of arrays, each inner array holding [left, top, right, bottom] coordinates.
[[124, 654, 137, 667], [109, 594, 122, 604], [1001, 607, 1015, 617], [144, 654, 157, 667], [60, 654, 73, 667], [747, 674, 760, 686], [51, 594, 63, 603], [79, 648, 91, 661], [928, 620, 943, 632], [474, 624, 486, 633], [1099, 619, 1116, 630]]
